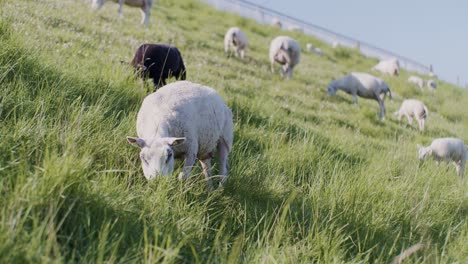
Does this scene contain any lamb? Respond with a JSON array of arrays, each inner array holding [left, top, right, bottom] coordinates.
[[91, 0, 154, 27], [372, 58, 400, 76], [427, 79, 437, 91], [417, 138, 466, 178], [127, 81, 234, 189], [408, 76, 424, 90], [306, 43, 314, 52], [131, 43, 186, 90], [394, 99, 428, 131], [224, 27, 248, 59], [327, 72, 392, 119], [269, 36, 301, 79]]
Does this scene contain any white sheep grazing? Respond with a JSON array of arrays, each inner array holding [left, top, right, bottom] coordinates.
[[417, 138, 467, 178], [91, 0, 154, 27], [306, 44, 324, 56], [224, 27, 248, 59], [127, 81, 233, 189], [332, 41, 339, 49], [372, 58, 400, 76], [269, 36, 301, 79], [408, 76, 424, 90], [427, 79, 437, 91], [288, 25, 303, 33], [271, 18, 282, 28], [395, 99, 428, 131], [313, 47, 324, 56], [327, 72, 392, 119]]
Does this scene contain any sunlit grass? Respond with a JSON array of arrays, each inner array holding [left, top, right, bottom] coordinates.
[[0, 0, 467, 263]]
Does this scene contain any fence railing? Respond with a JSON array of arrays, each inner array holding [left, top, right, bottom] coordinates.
[[201, 0, 431, 76]]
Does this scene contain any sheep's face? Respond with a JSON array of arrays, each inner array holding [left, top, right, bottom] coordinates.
[[417, 144, 432, 160], [91, 0, 105, 9], [127, 136, 185, 180], [327, 85, 337, 96]]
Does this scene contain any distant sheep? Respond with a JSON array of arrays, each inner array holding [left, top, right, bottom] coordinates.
[[313, 48, 324, 56], [269, 36, 301, 79], [427, 79, 437, 91], [224, 27, 248, 59], [408, 76, 424, 90], [332, 41, 339, 49], [131, 43, 186, 90], [288, 25, 303, 33], [372, 58, 400, 76], [91, 0, 154, 27], [306, 43, 324, 56], [327, 72, 392, 119], [127, 81, 234, 189], [417, 138, 466, 178], [271, 18, 282, 28], [395, 99, 428, 131]]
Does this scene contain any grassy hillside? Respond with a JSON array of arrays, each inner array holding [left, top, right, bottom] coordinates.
[[0, 0, 467, 262]]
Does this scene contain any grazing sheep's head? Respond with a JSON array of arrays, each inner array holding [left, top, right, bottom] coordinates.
[[127, 136, 186, 180], [327, 84, 337, 96], [417, 144, 432, 160], [91, 0, 105, 9]]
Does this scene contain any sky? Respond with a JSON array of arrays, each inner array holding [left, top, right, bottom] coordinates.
[[248, 0, 468, 88]]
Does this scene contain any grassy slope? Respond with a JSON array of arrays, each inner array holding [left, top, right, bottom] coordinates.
[[0, 0, 467, 262]]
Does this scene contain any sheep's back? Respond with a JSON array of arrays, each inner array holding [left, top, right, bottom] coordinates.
[[137, 81, 229, 154], [431, 138, 466, 160]]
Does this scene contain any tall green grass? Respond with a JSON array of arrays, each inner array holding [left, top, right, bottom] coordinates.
[[0, 0, 467, 262]]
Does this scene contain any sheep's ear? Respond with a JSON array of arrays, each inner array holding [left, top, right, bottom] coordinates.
[[416, 144, 422, 149], [127, 136, 146, 148], [165, 137, 186, 147]]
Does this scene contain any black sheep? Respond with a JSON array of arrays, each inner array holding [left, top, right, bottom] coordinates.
[[131, 44, 186, 90]]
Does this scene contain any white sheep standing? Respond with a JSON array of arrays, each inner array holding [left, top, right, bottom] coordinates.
[[91, 0, 154, 27], [372, 58, 400, 76], [417, 138, 466, 178], [427, 79, 437, 91], [224, 27, 248, 59], [327, 72, 392, 120], [408, 76, 424, 90], [127, 81, 233, 189], [306, 43, 314, 52], [269, 36, 301, 79], [394, 99, 428, 131]]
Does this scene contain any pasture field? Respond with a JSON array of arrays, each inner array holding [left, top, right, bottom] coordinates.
[[0, 0, 467, 262]]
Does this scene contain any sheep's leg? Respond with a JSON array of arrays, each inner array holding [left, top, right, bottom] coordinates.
[[234, 47, 240, 58], [140, 7, 150, 27], [405, 114, 413, 125], [454, 161, 461, 177], [118, 0, 125, 18], [377, 98, 385, 120], [240, 49, 245, 59], [270, 60, 275, 73], [286, 66, 292, 80], [418, 119, 425, 131], [461, 160, 466, 179], [217, 140, 230, 187], [199, 159, 215, 191], [352, 93, 358, 104], [178, 154, 197, 181]]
